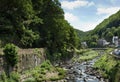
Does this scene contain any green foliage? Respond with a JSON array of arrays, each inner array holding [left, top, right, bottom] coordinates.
[[75, 29, 88, 42], [0, 71, 7, 82], [49, 67, 66, 81], [0, 0, 80, 62], [88, 10, 120, 43], [40, 60, 52, 71], [24, 78, 36, 82], [9, 72, 20, 82], [0, 71, 20, 82], [3, 44, 18, 67], [0, 0, 80, 63], [21, 29, 39, 47], [56, 67, 66, 76], [23, 60, 66, 81], [0, 0, 42, 47], [84, 10, 120, 48], [94, 49, 120, 81], [72, 49, 98, 62]]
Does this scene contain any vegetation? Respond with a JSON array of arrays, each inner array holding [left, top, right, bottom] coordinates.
[[0, 0, 120, 82], [0, 71, 7, 82], [0, 71, 20, 82], [94, 49, 120, 82], [75, 29, 89, 42], [23, 60, 66, 82], [83, 10, 120, 47], [91, 10, 120, 40], [72, 49, 98, 62], [3, 43, 18, 67], [0, 60, 66, 82], [0, 0, 80, 62]]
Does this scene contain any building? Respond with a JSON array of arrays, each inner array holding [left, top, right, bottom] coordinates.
[[98, 38, 110, 46], [112, 36, 119, 47], [113, 49, 120, 55], [81, 42, 87, 48], [118, 39, 120, 47]]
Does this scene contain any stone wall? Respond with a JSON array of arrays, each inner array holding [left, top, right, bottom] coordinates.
[[0, 48, 46, 75], [0, 55, 5, 75]]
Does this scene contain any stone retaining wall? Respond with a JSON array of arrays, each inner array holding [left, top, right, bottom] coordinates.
[[0, 48, 46, 75]]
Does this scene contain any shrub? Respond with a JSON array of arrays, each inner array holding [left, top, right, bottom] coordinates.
[[3, 43, 18, 67], [0, 71, 7, 82], [9, 72, 20, 82], [41, 71, 46, 75], [50, 77, 59, 81], [57, 67, 66, 77], [40, 60, 51, 70], [24, 78, 36, 82]]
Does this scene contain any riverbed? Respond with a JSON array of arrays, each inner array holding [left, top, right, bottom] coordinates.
[[65, 56, 105, 82]]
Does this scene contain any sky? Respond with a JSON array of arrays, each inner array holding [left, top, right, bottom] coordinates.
[[60, 0, 120, 31]]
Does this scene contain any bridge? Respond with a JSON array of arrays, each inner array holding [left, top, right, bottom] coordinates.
[[91, 48, 107, 50]]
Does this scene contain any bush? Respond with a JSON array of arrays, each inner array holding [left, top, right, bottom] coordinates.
[[9, 72, 20, 82], [57, 68, 66, 76], [40, 60, 51, 70], [41, 71, 46, 75], [3, 43, 18, 67], [0, 71, 7, 82], [50, 77, 59, 81], [24, 78, 36, 82]]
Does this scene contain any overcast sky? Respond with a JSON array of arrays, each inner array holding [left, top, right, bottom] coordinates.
[[60, 0, 120, 31]]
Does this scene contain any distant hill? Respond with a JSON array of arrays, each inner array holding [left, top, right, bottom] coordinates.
[[90, 10, 120, 42], [84, 10, 120, 47], [74, 29, 89, 41]]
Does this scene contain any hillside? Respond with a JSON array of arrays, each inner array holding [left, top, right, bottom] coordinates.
[[75, 29, 89, 41], [91, 10, 120, 42], [84, 10, 120, 47]]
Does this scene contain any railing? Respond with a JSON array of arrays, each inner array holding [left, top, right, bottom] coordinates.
[[91, 48, 107, 50]]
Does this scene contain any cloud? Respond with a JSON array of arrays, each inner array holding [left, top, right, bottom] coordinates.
[[64, 12, 101, 31], [64, 12, 103, 31], [97, 7, 120, 16], [110, 0, 117, 4], [88, 2, 95, 7], [64, 13, 105, 31], [74, 21, 102, 31], [61, 0, 94, 10], [65, 12, 79, 23]]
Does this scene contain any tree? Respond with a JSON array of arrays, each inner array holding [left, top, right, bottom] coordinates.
[[3, 44, 18, 67], [0, 0, 42, 47]]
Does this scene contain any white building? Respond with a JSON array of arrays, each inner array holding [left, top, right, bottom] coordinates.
[[113, 49, 120, 55], [81, 42, 87, 48], [112, 36, 119, 47]]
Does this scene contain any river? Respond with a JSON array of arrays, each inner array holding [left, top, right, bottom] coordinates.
[[65, 55, 105, 82]]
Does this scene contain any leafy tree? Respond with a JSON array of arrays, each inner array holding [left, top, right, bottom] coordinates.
[[3, 44, 18, 67], [0, 0, 42, 47], [0, 0, 80, 61]]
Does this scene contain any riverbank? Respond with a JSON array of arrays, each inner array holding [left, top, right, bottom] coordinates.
[[72, 49, 99, 63], [65, 55, 105, 82], [20, 60, 66, 82], [59, 49, 105, 82], [94, 48, 120, 82]]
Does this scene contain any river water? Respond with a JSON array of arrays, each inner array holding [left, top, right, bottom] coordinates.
[[66, 56, 105, 82]]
